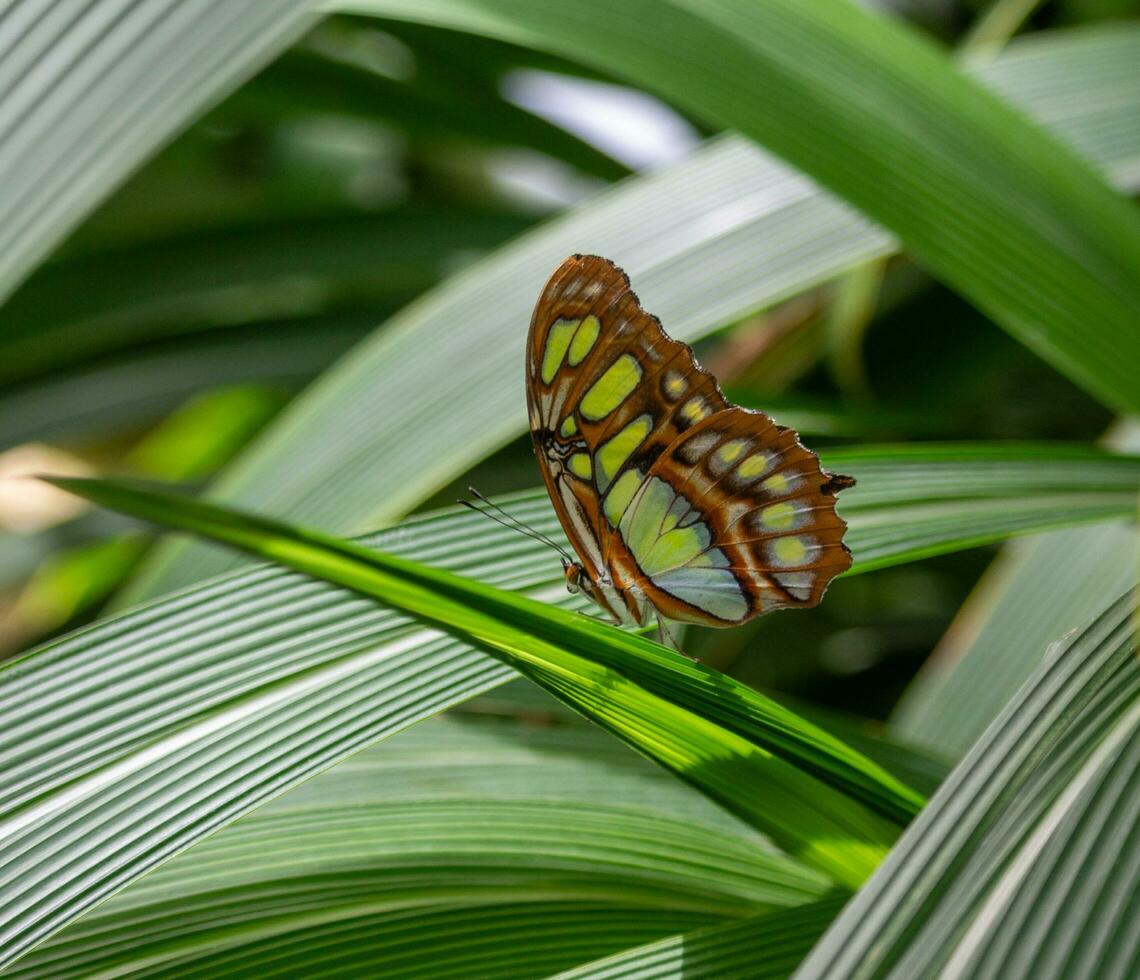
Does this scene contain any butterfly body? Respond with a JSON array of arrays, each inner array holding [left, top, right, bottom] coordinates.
[[527, 255, 853, 646]]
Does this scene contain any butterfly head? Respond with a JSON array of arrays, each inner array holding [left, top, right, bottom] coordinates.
[[562, 558, 586, 596]]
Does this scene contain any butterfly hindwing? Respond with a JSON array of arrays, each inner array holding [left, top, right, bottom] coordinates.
[[615, 409, 854, 626]]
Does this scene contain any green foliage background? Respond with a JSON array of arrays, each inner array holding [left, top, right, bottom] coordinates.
[[0, 0, 1137, 976]]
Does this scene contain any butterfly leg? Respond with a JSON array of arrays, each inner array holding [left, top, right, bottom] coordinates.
[[655, 616, 694, 658], [576, 609, 622, 627]]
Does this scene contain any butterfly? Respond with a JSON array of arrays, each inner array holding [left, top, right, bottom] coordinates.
[[525, 254, 854, 650]]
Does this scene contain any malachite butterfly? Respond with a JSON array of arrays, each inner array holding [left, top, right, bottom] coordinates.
[[525, 254, 855, 649]]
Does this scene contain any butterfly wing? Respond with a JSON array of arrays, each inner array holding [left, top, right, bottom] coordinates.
[[526, 254, 728, 593], [527, 253, 854, 630], [611, 409, 855, 627]]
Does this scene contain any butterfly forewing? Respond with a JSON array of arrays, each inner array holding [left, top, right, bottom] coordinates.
[[527, 255, 727, 583], [527, 254, 853, 632]]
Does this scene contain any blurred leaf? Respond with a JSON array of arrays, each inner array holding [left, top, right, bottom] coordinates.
[[3, 443, 1128, 963], [890, 522, 1138, 758], [824, 260, 885, 399], [0, 0, 319, 304], [344, 0, 1140, 413], [242, 44, 631, 181], [10, 714, 826, 977], [122, 386, 283, 481], [559, 897, 847, 980], [962, 0, 1046, 51], [128, 24, 1140, 596], [0, 209, 530, 387], [796, 590, 1140, 979], [1, 387, 281, 653], [0, 316, 370, 451]]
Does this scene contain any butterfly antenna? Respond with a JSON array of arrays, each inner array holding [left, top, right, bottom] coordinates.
[[460, 487, 574, 563]]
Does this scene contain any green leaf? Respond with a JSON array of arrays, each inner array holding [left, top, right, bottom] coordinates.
[[0, 209, 529, 388], [10, 714, 826, 977], [4, 444, 1134, 966], [128, 24, 1140, 596], [821, 442, 1140, 572], [890, 522, 1139, 758], [891, 423, 1140, 758], [342, 0, 1140, 413], [558, 897, 847, 980], [796, 590, 1140, 979], [0, 0, 319, 304], [47, 474, 916, 860]]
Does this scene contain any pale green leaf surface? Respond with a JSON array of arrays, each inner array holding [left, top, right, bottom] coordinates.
[[891, 523, 1139, 758], [795, 590, 1140, 979], [2, 445, 1135, 965], [129, 24, 1140, 597], [10, 716, 827, 977], [557, 897, 846, 980], [0, 0, 318, 304], [892, 423, 1140, 758]]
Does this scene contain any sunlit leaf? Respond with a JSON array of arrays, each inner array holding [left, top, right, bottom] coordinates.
[[1, 444, 1134, 964]]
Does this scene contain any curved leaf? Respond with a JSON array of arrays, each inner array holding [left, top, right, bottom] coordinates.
[[0, 0, 318, 303], [796, 590, 1140, 979], [341, 0, 1140, 411], [2, 444, 1135, 965], [11, 714, 825, 977]]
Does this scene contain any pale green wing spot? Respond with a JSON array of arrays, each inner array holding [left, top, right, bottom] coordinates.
[[716, 438, 749, 465], [710, 437, 752, 476], [651, 567, 749, 621], [560, 416, 578, 437], [596, 414, 653, 490], [768, 535, 818, 567], [567, 314, 601, 366], [568, 453, 593, 479], [662, 370, 687, 400], [679, 396, 711, 425], [759, 501, 798, 530], [619, 477, 748, 620], [736, 452, 773, 482], [761, 472, 799, 494], [540, 318, 580, 384], [640, 523, 711, 576], [603, 469, 643, 526], [580, 354, 642, 421]]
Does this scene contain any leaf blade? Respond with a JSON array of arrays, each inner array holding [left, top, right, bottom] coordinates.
[[795, 590, 1140, 979]]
